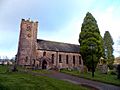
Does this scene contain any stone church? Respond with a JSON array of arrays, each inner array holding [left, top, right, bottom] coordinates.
[[17, 19, 83, 70]]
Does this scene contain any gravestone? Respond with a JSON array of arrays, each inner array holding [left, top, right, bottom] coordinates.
[[80, 65, 88, 73], [101, 64, 108, 74]]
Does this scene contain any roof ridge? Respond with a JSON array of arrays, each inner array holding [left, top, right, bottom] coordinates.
[[37, 39, 79, 46]]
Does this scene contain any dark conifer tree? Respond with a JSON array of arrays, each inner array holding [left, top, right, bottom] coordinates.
[[103, 31, 114, 69], [79, 12, 103, 71]]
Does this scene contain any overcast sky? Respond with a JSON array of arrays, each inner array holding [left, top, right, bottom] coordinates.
[[0, 0, 120, 59]]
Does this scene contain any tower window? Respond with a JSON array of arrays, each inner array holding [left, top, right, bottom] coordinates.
[[66, 55, 68, 64], [26, 25, 31, 31], [33, 59, 35, 66], [25, 56, 28, 62], [59, 54, 62, 63], [73, 56, 75, 65], [51, 54, 54, 64]]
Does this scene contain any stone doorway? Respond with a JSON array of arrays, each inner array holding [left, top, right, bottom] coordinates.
[[42, 60, 47, 69]]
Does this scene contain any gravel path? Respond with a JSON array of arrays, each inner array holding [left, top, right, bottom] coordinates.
[[42, 71, 120, 90]]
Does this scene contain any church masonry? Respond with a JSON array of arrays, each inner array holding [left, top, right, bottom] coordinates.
[[17, 19, 83, 69]]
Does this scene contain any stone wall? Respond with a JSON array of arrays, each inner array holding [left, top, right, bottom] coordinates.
[[36, 50, 83, 69], [17, 19, 83, 70], [17, 19, 38, 66]]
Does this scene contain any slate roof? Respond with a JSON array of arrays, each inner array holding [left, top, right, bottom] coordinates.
[[37, 39, 80, 53]]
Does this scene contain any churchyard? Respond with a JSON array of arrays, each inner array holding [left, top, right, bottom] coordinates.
[[0, 64, 120, 90], [60, 68, 120, 86], [0, 65, 89, 90], [1, 11, 120, 88]]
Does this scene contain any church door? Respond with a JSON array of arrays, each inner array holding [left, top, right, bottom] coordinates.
[[42, 60, 47, 69]]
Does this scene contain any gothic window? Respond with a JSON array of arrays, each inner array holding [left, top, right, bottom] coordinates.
[[73, 56, 75, 65], [25, 56, 28, 62], [79, 56, 81, 64], [51, 54, 54, 64], [66, 55, 68, 64], [33, 59, 35, 66], [59, 54, 62, 63], [43, 52, 46, 56]]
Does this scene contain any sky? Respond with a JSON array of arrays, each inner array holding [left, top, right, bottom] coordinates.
[[0, 0, 120, 59]]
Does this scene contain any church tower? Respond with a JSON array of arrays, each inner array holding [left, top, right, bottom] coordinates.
[[17, 19, 38, 66]]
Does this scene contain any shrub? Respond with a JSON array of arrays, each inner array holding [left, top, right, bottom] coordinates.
[[110, 71, 117, 75], [117, 64, 120, 79], [108, 64, 114, 70]]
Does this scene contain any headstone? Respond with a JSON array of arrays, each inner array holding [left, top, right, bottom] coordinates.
[[73, 67, 78, 70], [101, 64, 108, 74], [80, 65, 88, 73], [12, 65, 18, 72]]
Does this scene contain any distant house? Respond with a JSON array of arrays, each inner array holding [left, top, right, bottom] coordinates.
[[114, 57, 120, 65], [0, 60, 13, 65], [0, 61, 2, 65], [8, 60, 13, 65], [3, 61, 8, 65]]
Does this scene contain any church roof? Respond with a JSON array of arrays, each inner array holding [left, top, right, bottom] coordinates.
[[37, 39, 80, 53]]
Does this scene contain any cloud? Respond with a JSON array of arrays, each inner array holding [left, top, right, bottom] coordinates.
[[0, 50, 16, 59], [38, 17, 81, 44], [92, 6, 120, 57], [0, 0, 120, 58], [93, 5, 120, 36], [38, 4, 120, 57]]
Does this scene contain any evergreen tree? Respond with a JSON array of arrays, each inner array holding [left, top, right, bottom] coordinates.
[[103, 31, 114, 69], [79, 12, 103, 71]]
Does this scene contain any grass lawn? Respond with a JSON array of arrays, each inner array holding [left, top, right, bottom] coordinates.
[[16, 65, 50, 74], [0, 65, 88, 90], [31, 69, 50, 74], [60, 69, 120, 86]]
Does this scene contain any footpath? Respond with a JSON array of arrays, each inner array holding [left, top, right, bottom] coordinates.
[[20, 70, 120, 90], [42, 71, 120, 90]]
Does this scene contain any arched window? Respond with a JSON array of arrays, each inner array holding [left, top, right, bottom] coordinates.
[[51, 54, 54, 64], [59, 54, 62, 63], [33, 59, 35, 66], [25, 56, 28, 62], [73, 56, 75, 65], [79, 56, 81, 64], [66, 55, 68, 64]]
